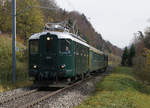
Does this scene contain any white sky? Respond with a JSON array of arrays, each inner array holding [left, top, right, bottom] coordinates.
[[55, 0, 150, 48]]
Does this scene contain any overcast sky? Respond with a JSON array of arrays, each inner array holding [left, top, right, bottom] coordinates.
[[55, 0, 150, 48]]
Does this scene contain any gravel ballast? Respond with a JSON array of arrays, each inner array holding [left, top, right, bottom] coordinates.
[[34, 72, 109, 108], [0, 87, 33, 101]]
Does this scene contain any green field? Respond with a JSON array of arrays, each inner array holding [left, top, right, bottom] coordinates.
[[76, 67, 150, 108]]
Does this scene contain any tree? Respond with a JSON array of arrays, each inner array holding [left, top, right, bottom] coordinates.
[[0, 0, 44, 44], [128, 44, 136, 66], [121, 47, 129, 66], [0, 0, 12, 32], [137, 31, 144, 40], [37, 0, 57, 23], [144, 28, 150, 49], [16, 0, 44, 42]]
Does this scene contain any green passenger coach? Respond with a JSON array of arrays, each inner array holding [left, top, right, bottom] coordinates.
[[89, 46, 108, 72], [29, 25, 108, 86]]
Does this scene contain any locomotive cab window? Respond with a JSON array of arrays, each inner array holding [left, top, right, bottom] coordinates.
[[30, 40, 38, 54], [60, 39, 71, 54]]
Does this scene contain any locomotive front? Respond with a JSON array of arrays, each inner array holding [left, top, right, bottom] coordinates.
[[29, 32, 73, 83]]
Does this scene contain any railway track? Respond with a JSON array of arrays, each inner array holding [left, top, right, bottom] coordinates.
[[0, 77, 93, 108], [0, 70, 110, 108], [0, 89, 37, 104], [0, 88, 58, 108], [20, 77, 93, 108]]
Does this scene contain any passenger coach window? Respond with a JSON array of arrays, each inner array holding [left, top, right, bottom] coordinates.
[[60, 39, 71, 54], [30, 40, 38, 54]]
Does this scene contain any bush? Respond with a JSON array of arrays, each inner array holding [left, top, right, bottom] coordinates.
[[0, 35, 29, 84], [133, 48, 150, 83]]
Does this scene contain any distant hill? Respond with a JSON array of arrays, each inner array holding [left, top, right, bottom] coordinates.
[[67, 11, 123, 56]]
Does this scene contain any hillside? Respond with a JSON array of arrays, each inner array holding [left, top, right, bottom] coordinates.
[[0, 0, 122, 57], [67, 12, 122, 56], [0, 34, 32, 91]]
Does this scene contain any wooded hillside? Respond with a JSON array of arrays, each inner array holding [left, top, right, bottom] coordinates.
[[0, 0, 122, 56]]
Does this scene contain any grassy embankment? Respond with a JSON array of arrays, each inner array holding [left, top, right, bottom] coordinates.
[[76, 66, 150, 108], [0, 34, 32, 92]]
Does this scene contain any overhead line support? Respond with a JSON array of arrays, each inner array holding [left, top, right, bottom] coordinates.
[[12, 0, 16, 83]]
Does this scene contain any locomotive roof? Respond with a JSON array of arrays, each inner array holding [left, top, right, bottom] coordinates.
[[29, 31, 90, 47]]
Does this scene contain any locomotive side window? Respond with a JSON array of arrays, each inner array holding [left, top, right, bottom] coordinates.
[[60, 39, 71, 54], [30, 40, 38, 54]]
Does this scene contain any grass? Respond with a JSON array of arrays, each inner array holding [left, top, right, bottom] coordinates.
[[0, 34, 32, 92], [0, 80, 33, 92], [75, 67, 150, 108]]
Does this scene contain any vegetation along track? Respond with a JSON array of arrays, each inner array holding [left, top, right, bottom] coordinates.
[[0, 68, 111, 108]]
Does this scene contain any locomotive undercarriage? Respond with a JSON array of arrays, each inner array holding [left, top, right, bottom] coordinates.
[[33, 70, 90, 87]]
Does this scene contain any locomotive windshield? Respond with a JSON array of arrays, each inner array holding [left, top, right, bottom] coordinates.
[[46, 37, 57, 53], [30, 40, 38, 54], [60, 39, 71, 54]]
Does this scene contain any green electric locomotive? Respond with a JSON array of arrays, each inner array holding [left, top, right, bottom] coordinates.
[[29, 23, 108, 86]]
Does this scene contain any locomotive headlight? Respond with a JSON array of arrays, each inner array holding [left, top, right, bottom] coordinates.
[[61, 64, 66, 69], [33, 65, 37, 69], [47, 37, 50, 40]]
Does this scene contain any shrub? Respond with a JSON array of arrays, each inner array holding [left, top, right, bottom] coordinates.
[[0, 35, 29, 84], [133, 48, 150, 83]]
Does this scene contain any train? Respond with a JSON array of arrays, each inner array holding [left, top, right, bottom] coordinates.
[[28, 23, 108, 87]]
